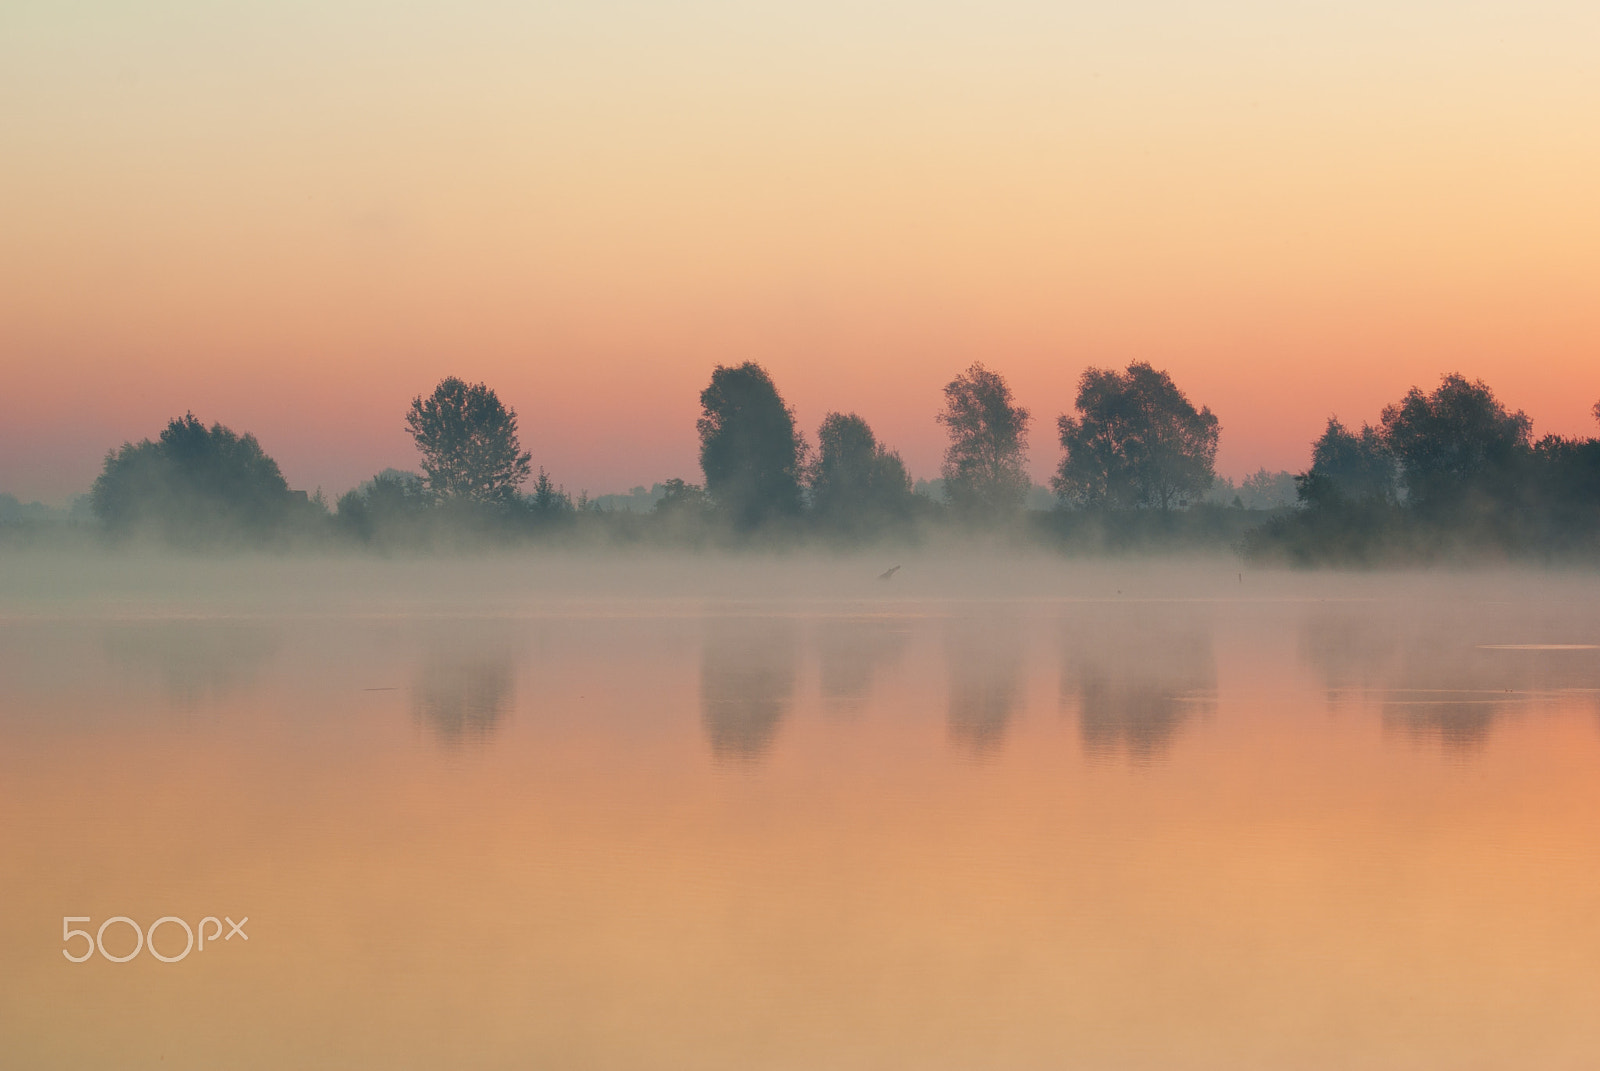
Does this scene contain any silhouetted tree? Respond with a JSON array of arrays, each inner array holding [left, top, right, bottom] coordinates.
[[1237, 468, 1297, 509], [1379, 374, 1530, 512], [404, 378, 532, 504], [1295, 418, 1395, 508], [1053, 362, 1219, 510], [697, 362, 805, 528], [336, 469, 429, 540], [1528, 433, 1600, 527], [653, 477, 709, 515], [526, 467, 574, 514], [937, 362, 1031, 518], [808, 412, 913, 528], [90, 414, 305, 542], [1246, 375, 1568, 563], [0, 494, 58, 525]]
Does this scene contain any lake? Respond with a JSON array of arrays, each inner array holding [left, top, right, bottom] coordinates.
[[4, 555, 1599, 1069]]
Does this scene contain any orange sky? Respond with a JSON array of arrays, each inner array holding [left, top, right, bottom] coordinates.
[[2, 1, 1598, 503]]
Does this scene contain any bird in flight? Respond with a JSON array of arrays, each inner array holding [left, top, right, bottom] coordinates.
[[878, 565, 901, 581]]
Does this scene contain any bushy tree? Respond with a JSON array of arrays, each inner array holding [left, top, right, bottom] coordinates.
[[653, 478, 709, 516], [91, 414, 304, 542], [808, 412, 913, 527], [526, 467, 574, 514], [1238, 468, 1298, 509], [1379, 373, 1530, 510], [1295, 418, 1396, 508], [405, 378, 532, 504], [336, 469, 429, 540], [1053, 362, 1219, 510], [697, 362, 805, 528], [937, 362, 1031, 518]]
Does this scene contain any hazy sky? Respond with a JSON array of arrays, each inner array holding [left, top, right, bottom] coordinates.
[[3, 0, 1598, 503]]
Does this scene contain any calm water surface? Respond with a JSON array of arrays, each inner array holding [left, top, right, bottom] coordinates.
[[4, 559, 1600, 1069]]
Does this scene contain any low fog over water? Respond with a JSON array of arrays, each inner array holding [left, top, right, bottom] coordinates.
[[5, 550, 1600, 1068]]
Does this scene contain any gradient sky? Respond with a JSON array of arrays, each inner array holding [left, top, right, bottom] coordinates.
[[3, 0, 1598, 504]]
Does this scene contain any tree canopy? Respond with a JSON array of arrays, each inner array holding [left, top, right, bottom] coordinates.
[[1379, 374, 1530, 510], [937, 362, 1032, 518], [1295, 418, 1395, 508], [68, 364, 1600, 560], [1248, 375, 1598, 563], [808, 412, 913, 529], [653, 478, 709, 515], [90, 414, 303, 542], [335, 469, 429, 542], [526, 467, 574, 515], [1053, 362, 1219, 510], [697, 362, 806, 528], [404, 378, 532, 504]]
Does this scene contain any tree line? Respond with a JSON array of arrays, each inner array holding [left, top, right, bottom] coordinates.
[[73, 360, 1600, 559], [1246, 375, 1600, 562], [81, 360, 1223, 546]]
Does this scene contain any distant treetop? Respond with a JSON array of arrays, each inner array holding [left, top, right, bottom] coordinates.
[[696, 362, 806, 528], [1053, 361, 1219, 511], [1379, 373, 1530, 510], [405, 377, 533, 504], [808, 411, 914, 532], [90, 413, 305, 543], [937, 362, 1032, 519]]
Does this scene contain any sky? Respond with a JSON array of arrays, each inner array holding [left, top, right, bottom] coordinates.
[[2, 0, 1598, 504]]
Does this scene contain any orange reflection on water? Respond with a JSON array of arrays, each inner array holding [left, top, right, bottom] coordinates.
[[3, 602, 1600, 1069]]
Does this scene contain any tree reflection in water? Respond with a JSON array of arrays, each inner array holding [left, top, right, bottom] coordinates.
[[411, 657, 514, 747], [815, 616, 908, 718], [945, 614, 1023, 758], [1295, 608, 1600, 752], [103, 621, 283, 709], [700, 617, 798, 764], [1061, 606, 1216, 765]]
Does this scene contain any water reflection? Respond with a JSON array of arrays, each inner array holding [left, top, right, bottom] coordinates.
[[1297, 611, 1397, 695], [1295, 609, 1596, 751], [13, 582, 1600, 1069], [815, 617, 908, 717], [944, 615, 1023, 757], [1305, 608, 1542, 752], [1060, 607, 1215, 764], [102, 621, 283, 708], [1379, 692, 1503, 750], [411, 657, 515, 747], [700, 617, 798, 764]]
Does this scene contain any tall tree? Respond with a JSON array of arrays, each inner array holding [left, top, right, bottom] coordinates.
[[1379, 373, 1530, 510], [91, 414, 301, 541], [697, 362, 805, 527], [1295, 418, 1395, 508], [404, 378, 532, 504], [808, 412, 913, 527], [1053, 362, 1219, 510], [937, 362, 1032, 518]]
